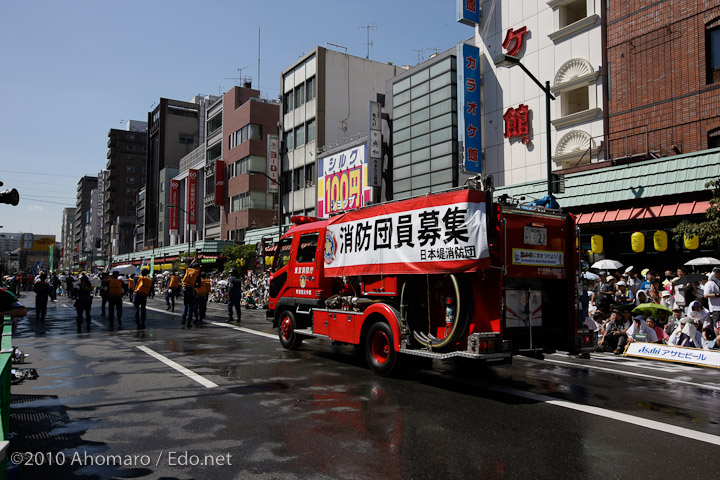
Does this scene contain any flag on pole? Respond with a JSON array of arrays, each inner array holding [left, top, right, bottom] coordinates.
[[136, 258, 146, 276], [149, 254, 155, 278]]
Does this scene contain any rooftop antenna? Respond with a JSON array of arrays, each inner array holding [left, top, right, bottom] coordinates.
[[225, 66, 249, 86], [258, 28, 261, 95], [412, 48, 427, 63], [359, 23, 377, 59]]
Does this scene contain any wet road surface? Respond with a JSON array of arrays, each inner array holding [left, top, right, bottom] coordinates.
[[7, 294, 720, 479]]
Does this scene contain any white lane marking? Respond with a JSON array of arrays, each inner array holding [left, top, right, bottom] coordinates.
[[542, 358, 720, 392], [209, 321, 277, 339], [91, 320, 104, 328], [136, 345, 218, 389], [487, 384, 720, 446]]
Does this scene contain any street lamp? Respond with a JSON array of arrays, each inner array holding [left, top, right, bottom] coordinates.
[[248, 170, 283, 242], [493, 53, 556, 197]]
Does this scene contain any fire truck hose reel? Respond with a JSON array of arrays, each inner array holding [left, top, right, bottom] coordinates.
[[401, 274, 471, 350]]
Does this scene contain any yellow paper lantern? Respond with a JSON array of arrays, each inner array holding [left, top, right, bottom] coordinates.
[[684, 234, 699, 250], [653, 230, 668, 252], [631, 231, 645, 253], [590, 235, 603, 254]]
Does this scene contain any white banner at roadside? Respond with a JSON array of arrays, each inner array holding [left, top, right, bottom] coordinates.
[[624, 343, 720, 369]]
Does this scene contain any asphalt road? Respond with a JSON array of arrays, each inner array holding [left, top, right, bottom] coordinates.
[[7, 293, 720, 479]]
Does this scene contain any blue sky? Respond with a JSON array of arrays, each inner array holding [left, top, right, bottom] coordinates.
[[0, 0, 471, 239]]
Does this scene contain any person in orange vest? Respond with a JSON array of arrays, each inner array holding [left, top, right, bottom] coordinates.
[[127, 275, 136, 302], [166, 271, 181, 311], [181, 261, 201, 328], [133, 268, 152, 329], [195, 273, 211, 322], [107, 271, 124, 328]]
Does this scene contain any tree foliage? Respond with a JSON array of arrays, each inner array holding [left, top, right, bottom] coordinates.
[[221, 243, 258, 273], [673, 179, 720, 248]]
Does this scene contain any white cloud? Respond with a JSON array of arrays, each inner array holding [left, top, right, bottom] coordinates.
[[27, 205, 44, 212]]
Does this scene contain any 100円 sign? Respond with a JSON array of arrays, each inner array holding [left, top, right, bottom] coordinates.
[[624, 343, 720, 369]]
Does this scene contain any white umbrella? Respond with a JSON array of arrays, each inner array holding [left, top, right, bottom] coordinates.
[[110, 264, 137, 274], [685, 257, 720, 266], [582, 271, 599, 280], [591, 259, 623, 270]]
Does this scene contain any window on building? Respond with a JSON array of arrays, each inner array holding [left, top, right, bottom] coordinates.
[[293, 167, 304, 191], [295, 125, 305, 147], [559, 0, 586, 28], [126, 188, 135, 195], [294, 84, 305, 108], [128, 134, 135, 140], [284, 130, 294, 151], [127, 177, 135, 184], [127, 145, 135, 151], [281, 171, 291, 194], [229, 134, 233, 149], [306, 119, 316, 143], [306, 76, 316, 101], [709, 127, 720, 148], [283, 90, 294, 114], [127, 165, 135, 173], [304, 163, 315, 187], [160, 181, 164, 192], [125, 200, 134, 206], [707, 20, 720, 84], [179, 134, 194, 145], [248, 124, 262, 141], [561, 86, 590, 116]]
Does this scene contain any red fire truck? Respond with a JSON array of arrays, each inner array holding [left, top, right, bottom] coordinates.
[[267, 186, 593, 375]]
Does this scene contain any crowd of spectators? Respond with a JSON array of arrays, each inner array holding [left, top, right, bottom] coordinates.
[[584, 265, 720, 353]]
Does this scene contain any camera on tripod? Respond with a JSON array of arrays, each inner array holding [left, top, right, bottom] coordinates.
[[0, 181, 19, 206]]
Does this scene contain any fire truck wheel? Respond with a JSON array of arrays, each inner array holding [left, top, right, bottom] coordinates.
[[365, 321, 397, 376], [278, 310, 303, 350]]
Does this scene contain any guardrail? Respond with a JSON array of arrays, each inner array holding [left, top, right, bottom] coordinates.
[[0, 316, 13, 480]]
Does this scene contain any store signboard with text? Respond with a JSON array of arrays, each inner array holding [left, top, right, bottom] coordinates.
[[317, 144, 372, 218]]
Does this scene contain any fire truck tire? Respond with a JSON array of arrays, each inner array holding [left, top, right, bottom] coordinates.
[[278, 310, 303, 350], [365, 321, 397, 376]]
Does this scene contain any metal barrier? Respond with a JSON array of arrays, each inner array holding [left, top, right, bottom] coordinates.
[[0, 316, 13, 480]]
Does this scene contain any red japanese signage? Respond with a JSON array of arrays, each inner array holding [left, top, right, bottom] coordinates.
[[502, 26, 528, 57], [215, 160, 225, 206], [503, 104, 530, 144], [169, 180, 179, 235], [187, 169, 198, 231]]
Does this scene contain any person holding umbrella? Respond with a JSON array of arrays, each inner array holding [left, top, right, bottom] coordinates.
[[703, 267, 720, 341]]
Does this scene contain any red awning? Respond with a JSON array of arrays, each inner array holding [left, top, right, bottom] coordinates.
[[576, 200, 710, 225]]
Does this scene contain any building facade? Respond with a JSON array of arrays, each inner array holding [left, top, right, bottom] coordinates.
[[105, 120, 148, 257], [387, 48, 470, 199], [222, 84, 280, 241], [484, 0, 720, 268], [144, 98, 202, 250], [60, 207, 74, 271], [73, 175, 98, 267], [280, 47, 402, 222], [606, 1, 720, 160]]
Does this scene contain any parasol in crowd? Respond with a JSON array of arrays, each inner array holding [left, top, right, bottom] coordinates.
[[684, 257, 720, 266], [582, 271, 599, 280], [591, 259, 623, 270], [673, 273, 707, 285], [632, 303, 672, 317]]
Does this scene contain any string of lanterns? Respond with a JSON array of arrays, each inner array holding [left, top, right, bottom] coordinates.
[[590, 232, 699, 254]]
